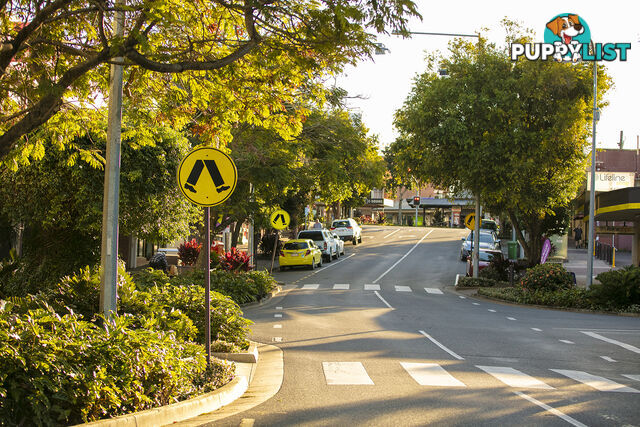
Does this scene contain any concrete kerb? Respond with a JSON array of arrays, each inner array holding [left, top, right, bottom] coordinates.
[[78, 286, 284, 426]]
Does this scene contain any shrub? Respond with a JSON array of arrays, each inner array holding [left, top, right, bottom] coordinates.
[[178, 238, 201, 266], [479, 286, 592, 309], [518, 263, 573, 292], [0, 299, 234, 425], [259, 233, 279, 256], [591, 266, 640, 309], [131, 267, 171, 291], [219, 248, 253, 272], [457, 277, 499, 288]]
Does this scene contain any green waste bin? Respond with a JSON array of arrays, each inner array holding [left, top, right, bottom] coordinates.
[[507, 241, 519, 260]]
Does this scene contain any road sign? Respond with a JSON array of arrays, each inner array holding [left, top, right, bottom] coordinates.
[[177, 147, 237, 207], [270, 209, 290, 230], [464, 213, 475, 230]]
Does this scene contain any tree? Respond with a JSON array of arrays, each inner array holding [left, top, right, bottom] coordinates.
[[0, 127, 200, 292], [392, 23, 611, 264], [1, 0, 419, 161]]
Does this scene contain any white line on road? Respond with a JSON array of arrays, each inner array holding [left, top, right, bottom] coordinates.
[[364, 284, 380, 291], [455, 274, 460, 286], [551, 369, 639, 392], [322, 362, 374, 385], [425, 288, 443, 294], [600, 356, 617, 362], [384, 229, 400, 238], [273, 324, 282, 329], [315, 253, 355, 272], [372, 230, 434, 283], [274, 314, 282, 318], [374, 291, 394, 309], [514, 392, 588, 427], [507, 317, 517, 321], [472, 303, 480, 306], [419, 330, 464, 360], [333, 284, 350, 290], [301, 284, 319, 290], [459, 295, 466, 299], [395, 285, 412, 292], [401, 362, 466, 387], [477, 366, 554, 389], [276, 306, 283, 310], [273, 337, 282, 342], [488, 309, 496, 312], [531, 328, 542, 332], [622, 374, 640, 382], [581, 331, 640, 354], [559, 340, 574, 344]]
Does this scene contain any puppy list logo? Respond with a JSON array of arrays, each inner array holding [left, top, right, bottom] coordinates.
[[511, 13, 630, 62]]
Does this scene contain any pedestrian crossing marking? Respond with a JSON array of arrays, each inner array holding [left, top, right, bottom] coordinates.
[[333, 284, 350, 290], [274, 314, 282, 318], [395, 285, 412, 292], [364, 284, 380, 291], [401, 362, 466, 387], [551, 369, 640, 393], [302, 284, 319, 290], [600, 356, 616, 362], [273, 324, 282, 329], [323, 362, 374, 385], [559, 340, 574, 344], [477, 366, 554, 389], [488, 309, 496, 313], [424, 288, 443, 294], [507, 317, 517, 321]]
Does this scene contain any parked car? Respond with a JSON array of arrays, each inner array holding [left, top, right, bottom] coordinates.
[[279, 239, 323, 271], [297, 229, 338, 262], [460, 230, 501, 261], [480, 219, 499, 234], [466, 249, 503, 277], [332, 232, 345, 256], [330, 218, 362, 245]]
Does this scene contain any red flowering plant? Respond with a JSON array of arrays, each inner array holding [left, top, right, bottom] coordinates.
[[219, 247, 253, 272], [178, 238, 202, 266], [518, 263, 573, 292]]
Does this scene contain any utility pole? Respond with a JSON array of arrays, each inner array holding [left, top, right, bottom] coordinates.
[[100, 0, 125, 317], [586, 53, 598, 289], [473, 195, 481, 278]]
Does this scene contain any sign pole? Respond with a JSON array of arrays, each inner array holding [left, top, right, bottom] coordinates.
[[270, 230, 279, 274], [204, 207, 211, 366]]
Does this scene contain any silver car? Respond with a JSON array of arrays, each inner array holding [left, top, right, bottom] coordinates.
[[460, 230, 501, 261]]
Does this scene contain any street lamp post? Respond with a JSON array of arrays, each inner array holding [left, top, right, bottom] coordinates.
[[586, 48, 599, 289]]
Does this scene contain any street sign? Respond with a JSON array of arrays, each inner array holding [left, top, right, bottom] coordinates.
[[464, 213, 476, 230], [270, 209, 290, 230], [177, 147, 237, 207]]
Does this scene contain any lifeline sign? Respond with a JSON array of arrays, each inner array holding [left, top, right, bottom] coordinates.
[[177, 147, 237, 207]]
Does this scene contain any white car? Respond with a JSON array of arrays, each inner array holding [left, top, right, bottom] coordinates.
[[331, 232, 345, 256], [460, 230, 501, 261], [330, 218, 362, 245], [297, 229, 339, 262]]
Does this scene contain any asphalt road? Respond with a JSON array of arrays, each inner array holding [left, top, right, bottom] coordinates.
[[208, 225, 640, 426]]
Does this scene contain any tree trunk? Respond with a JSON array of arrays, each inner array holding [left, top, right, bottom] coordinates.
[[231, 218, 245, 248]]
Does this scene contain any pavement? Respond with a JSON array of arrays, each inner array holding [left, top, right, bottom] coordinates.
[[563, 237, 632, 287]]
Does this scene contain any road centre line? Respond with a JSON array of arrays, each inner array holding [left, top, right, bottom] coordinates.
[[419, 330, 464, 360], [581, 331, 640, 354], [372, 230, 434, 284], [383, 229, 400, 239], [514, 392, 588, 427], [374, 291, 394, 310], [600, 356, 617, 362]]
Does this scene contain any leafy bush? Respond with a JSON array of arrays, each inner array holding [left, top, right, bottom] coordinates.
[[219, 248, 252, 272], [259, 233, 280, 256], [178, 238, 201, 266], [478, 286, 592, 309], [0, 300, 234, 426], [591, 266, 640, 309], [131, 267, 171, 291], [211, 340, 242, 353], [518, 263, 573, 292], [457, 277, 499, 288]]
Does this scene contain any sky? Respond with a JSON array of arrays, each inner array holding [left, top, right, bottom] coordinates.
[[335, 1, 640, 151]]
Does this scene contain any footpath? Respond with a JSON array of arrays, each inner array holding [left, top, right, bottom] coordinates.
[[556, 238, 631, 287]]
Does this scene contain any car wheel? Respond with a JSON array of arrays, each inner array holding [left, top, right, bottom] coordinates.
[[309, 258, 315, 270], [325, 254, 332, 263], [352, 238, 357, 245], [318, 256, 323, 268], [333, 248, 338, 259], [280, 266, 286, 272], [358, 235, 362, 243]]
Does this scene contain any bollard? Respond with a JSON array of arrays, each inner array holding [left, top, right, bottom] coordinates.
[[613, 247, 616, 268]]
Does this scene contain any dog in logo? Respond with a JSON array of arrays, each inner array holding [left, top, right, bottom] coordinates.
[[546, 14, 584, 62]]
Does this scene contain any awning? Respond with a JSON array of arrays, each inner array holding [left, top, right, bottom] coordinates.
[[594, 187, 640, 221]]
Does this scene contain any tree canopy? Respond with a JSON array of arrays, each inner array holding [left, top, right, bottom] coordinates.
[[391, 24, 611, 263], [1, 0, 419, 162]]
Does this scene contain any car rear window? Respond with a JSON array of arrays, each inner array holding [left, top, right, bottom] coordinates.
[[284, 241, 309, 250], [298, 231, 323, 240], [478, 252, 501, 262], [333, 220, 350, 227]]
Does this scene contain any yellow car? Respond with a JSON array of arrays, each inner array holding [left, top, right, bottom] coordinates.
[[279, 239, 323, 271]]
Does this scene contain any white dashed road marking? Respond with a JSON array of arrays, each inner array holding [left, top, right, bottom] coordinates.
[[531, 328, 542, 332], [302, 284, 319, 290], [559, 340, 574, 344], [488, 309, 496, 313], [395, 285, 412, 292], [274, 314, 282, 318], [600, 356, 616, 362], [477, 366, 554, 390], [551, 369, 640, 392], [401, 362, 466, 387], [364, 284, 380, 291], [424, 288, 443, 294], [419, 330, 464, 360], [514, 392, 588, 427], [333, 284, 350, 290], [322, 362, 374, 385]]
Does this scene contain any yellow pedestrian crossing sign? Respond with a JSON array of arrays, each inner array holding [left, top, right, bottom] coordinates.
[[270, 210, 290, 230], [177, 147, 237, 207], [464, 213, 482, 230]]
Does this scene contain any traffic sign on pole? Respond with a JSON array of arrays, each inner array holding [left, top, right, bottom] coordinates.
[[270, 209, 290, 230], [177, 147, 237, 207]]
